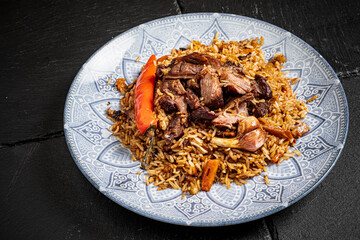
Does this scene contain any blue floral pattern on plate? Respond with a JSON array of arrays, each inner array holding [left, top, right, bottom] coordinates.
[[64, 13, 348, 226]]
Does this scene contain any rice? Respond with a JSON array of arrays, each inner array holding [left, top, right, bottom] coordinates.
[[108, 37, 309, 194]]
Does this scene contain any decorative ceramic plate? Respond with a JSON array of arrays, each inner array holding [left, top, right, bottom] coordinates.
[[64, 13, 348, 226]]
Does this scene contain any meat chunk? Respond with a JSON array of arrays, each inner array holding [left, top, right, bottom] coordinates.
[[219, 67, 251, 95], [191, 108, 218, 121], [156, 64, 166, 80], [186, 88, 202, 110], [161, 79, 186, 95], [159, 95, 177, 113], [175, 52, 221, 68], [186, 78, 200, 91], [160, 78, 188, 121], [212, 114, 242, 129], [212, 93, 253, 128], [212, 101, 248, 129], [253, 74, 273, 99], [166, 62, 203, 79], [199, 67, 224, 109], [165, 53, 221, 80], [174, 95, 187, 114], [176, 52, 209, 65], [158, 92, 188, 116], [164, 115, 184, 143], [225, 93, 253, 112], [251, 101, 270, 118]]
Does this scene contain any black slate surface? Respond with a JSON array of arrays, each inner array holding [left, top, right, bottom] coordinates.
[[1, 0, 359, 239]]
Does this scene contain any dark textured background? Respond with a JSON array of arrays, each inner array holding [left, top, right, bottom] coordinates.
[[1, 0, 359, 239]]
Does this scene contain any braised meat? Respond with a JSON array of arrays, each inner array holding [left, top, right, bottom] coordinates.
[[219, 67, 251, 95], [225, 93, 253, 111], [185, 88, 202, 110], [186, 78, 200, 91], [174, 95, 188, 115], [164, 115, 185, 143], [165, 52, 222, 80], [212, 93, 253, 128], [178, 62, 204, 78], [212, 113, 242, 129], [165, 62, 203, 79], [158, 95, 177, 113], [158, 53, 275, 139], [159, 76, 188, 134], [199, 67, 224, 109], [156, 64, 166, 80], [191, 108, 218, 121], [161, 79, 186, 95], [253, 74, 273, 99], [175, 52, 221, 67], [251, 101, 270, 118]]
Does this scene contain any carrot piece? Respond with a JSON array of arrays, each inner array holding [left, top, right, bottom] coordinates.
[[201, 159, 220, 191], [134, 54, 157, 134]]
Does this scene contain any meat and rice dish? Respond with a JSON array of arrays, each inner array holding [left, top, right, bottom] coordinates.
[[107, 36, 310, 194]]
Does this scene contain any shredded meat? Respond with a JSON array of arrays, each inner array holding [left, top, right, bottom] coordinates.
[[166, 62, 204, 79], [159, 76, 189, 134], [253, 74, 273, 99], [164, 115, 185, 143], [157, 53, 277, 150], [158, 95, 177, 113], [199, 67, 224, 109], [159, 78, 188, 116], [251, 101, 270, 118], [174, 95, 187, 115], [186, 78, 200, 91], [156, 64, 166, 80], [219, 67, 251, 95], [212, 112, 243, 129], [175, 52, 221, 67], [212, 93, 253, 128], [161, 79, 186, 95], [191, 108, 218, 121], [225, 93, 253, 112], [186, 88, 202, 110]]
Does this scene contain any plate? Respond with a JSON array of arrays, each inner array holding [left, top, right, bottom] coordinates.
[[64, 13, 348, 226]]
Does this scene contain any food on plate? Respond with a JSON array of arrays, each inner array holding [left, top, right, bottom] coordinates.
[[107, 36, 310, 194]]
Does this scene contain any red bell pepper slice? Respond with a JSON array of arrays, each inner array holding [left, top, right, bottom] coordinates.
[[134, 54, 157, 134]]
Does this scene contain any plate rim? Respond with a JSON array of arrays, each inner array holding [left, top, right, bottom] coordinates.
[[63, 12, 349, 226]]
